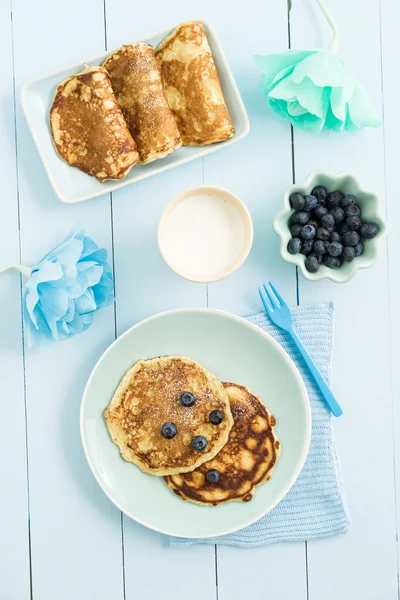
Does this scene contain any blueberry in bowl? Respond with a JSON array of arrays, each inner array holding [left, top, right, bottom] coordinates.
[[273, 172, 386, 282], [300, 224, 316, 240], [288, 237, 302, 254]]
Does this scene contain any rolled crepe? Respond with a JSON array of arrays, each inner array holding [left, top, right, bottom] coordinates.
[[155, 22, 235, 146], [103, 43, 182, 164], [50, 66, 139, 182]]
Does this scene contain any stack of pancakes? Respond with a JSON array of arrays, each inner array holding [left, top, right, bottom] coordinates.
[[105, 356, 280, 506], [50, 22, 235, 182]]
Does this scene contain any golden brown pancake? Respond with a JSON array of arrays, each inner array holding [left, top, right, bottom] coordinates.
[[155, 22, 235, 145], [103, 43, 182, 164], [104, 356, 234, 476], [50, 66, 139, 182], [164, 383, 280, 505]]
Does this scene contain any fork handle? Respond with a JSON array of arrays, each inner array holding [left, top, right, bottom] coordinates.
[[289, 330, 343, 417]]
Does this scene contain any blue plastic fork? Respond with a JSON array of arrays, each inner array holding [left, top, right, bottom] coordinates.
[[258, 282, 343, 417]]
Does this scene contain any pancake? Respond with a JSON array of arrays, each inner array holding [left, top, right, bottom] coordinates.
[[155, 22, 235, 145], [103, 43, 182, 164], [104, 356, 234, 476], [164, 383, 280, 505], [50, 66, 139, 182]]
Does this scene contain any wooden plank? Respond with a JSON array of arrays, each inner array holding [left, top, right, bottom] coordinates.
[[0, 2, 30, 597], [11, 0, 125, 597], [200, 1, 307, 598], [204, 0, 298, 315], [218, 543, 307, 600], [380, 0, 400, 587], [289, 0, 398, 598], [105, 2, 216, 598]]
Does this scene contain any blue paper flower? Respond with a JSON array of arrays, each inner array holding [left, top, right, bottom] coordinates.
[[254, 49, 382, 133], [22, 228, 114, 348]]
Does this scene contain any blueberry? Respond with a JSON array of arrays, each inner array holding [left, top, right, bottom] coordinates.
[[321, 213, 335, 230], [330, 231, 342, 243], [316, 227, 331, 241], [206, 469, 220, 483], [287, 238, 302, 254], [347, 215, 362, 231], [313, 240, 327, 255], [209, 410, 224, 425], [360, 222, 380, 239], [342, 231, 360, 247], [192, 435, 208, 451], [301, 239, 314, 255], [290, 224, 302, 237], [313, 204, 328, 220], [308, 219, 319, 230], [161, 422, 177, 439], [342, 246, 355, 262], [309, 252, 323, 264], [180, 392, 196, 407], [300, 224, 316, 240], [340, 194, 356, 209], [289, 192, 305, 211], [328, 241, 343, 257], [330, 207, 345, 224], [291, 211, 309, 225], [326, 191, 344, 208], [305, 255, 320, 273], [311, 185, 328, 202], [324, 255, 341, 269], [354, 242, 364, 257], [339, 222, 350, 235], [345, 204, 361, 218], [304, 194, 318, 211]]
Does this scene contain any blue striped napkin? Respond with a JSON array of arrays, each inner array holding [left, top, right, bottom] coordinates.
[[170, 302, 350, 547]]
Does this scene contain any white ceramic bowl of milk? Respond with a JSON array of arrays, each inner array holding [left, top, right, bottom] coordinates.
[[158, 185, 253, 283]]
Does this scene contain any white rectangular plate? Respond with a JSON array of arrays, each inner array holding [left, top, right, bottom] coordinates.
[[21, 20, 250, 204]]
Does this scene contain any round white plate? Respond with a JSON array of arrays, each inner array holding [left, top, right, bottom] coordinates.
[[80, 308, 311, 538]]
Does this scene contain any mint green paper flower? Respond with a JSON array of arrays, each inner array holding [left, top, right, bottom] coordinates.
[[254, 0, 382, 132]]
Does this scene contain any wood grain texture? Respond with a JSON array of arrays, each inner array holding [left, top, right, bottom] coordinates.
[[2, 0, 399, 598], [290, 0, 398, 598], [199, 1, 306, 598], [0, 2, 30, 598], [380, 0, 400, 584], [9, 0, 124, 597], [105, 3, 216, 598]]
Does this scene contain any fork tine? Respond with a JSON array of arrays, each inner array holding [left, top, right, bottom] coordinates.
[[258, 286, 274, 314], [268, 281, 286, 307], [263, 284, 278, 309]]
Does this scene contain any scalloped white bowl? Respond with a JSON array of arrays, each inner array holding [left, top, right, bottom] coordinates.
[[273, 171, 386, 282]]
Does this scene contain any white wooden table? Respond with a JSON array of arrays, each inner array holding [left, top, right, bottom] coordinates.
[[1, 0, 399, 597]]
